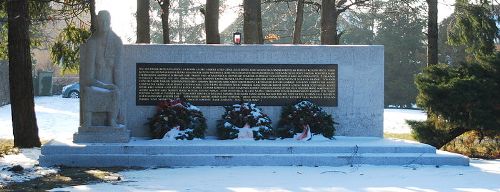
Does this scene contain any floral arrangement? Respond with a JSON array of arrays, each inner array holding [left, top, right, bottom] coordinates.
[[217, 100, 273, 140], [277, 100, 336, 140], [148, 96, 207, 140]]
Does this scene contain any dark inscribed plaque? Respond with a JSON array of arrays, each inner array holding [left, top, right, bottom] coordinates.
[[136, 63, 338, 106]]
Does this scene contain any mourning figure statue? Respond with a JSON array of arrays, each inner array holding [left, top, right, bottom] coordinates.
[[79, 10, 124, 128]]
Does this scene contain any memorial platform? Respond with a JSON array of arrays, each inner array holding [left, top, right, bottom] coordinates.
[[40, 137, 469, 167]]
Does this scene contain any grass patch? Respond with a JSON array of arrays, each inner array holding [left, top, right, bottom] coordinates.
[[384, 133, 416, 141], [1, 167, 136, 191], [0, 139, 19, 157]]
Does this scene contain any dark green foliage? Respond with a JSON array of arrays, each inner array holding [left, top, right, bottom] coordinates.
[[277, 101, 335, 139], [148, 98, 207, 140], [375, 0, 426, 107], [411, 53, 500, 148], [407, 118, 466, 149], [0, 0, 51, 60], [448, 0, 498, 58], [150, 0, 204, 44], [217, 101, 273, 140], [438, 14, 467, 66], [50, 25, 91, 72], [415, 62, 499, 131]]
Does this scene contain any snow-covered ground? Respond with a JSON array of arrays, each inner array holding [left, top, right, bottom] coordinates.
[[0, 149, 57, 186], [50, 160, 500, 191], [0, 96, 79, 140], [1, 96, 499, 191], [384, 109, 427, 134]]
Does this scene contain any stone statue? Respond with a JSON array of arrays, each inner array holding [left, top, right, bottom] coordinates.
[[74, 10, 129, 143]]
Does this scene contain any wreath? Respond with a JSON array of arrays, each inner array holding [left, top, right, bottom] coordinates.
[[277, 100, 336, 140], [148, 96, 207, 140], [217, 101, 273, 140]]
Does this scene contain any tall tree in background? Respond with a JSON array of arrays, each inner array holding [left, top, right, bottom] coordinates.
[[292, 0, 305, 44], [151, 0, 204, 44], [426, 0, 438, 66], [205, 0, 220, 44], [7, 0, 41, 147], [448, 0, 497, 58], [155, 0, 170, 44], [376, 0, 426, 107], [137, 0, 151, 43], [320, 0, 369, 45], [89, 0, 97, 32], [243, 0, 263, 44]]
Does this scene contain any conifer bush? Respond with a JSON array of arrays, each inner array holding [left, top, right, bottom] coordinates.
[[410, 54, 500, 148]]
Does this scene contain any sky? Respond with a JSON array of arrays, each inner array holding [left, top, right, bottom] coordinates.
[[95, 0, 456, 44]]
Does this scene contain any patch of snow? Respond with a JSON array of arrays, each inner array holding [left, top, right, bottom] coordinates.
[[50, 159, 500, 192], [236, 127, 254, 140], [0, 96, 79, 140], [161, 126, 183, 141], [384, 109, 427, 134], [186, 104, 200, 111], [224, 122, 233, 128], [0, 149, 57, 186], [251, 111, 262, 118]]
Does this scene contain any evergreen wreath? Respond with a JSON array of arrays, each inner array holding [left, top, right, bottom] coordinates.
[[277, 100, 336, 139], [148, 96, 207, 140], [217, 100, 273, 140]]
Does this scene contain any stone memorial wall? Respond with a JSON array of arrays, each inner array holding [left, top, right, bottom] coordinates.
[[123, 45, 384, 137]]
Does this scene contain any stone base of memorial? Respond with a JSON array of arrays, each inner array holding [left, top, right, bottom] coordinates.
[[73, 125, 130, 143]]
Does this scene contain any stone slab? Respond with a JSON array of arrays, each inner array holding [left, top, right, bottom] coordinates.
[[73, 127, 130, 143], [122, 45, 384, 138], [40, 137, 469, 167]]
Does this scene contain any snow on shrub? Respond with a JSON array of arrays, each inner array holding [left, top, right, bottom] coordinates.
[[277, 100, 336, 139], [217, 101, 273, 140], [148, 97, 207, 140]]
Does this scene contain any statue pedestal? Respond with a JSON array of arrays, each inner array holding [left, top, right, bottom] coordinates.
[[73, 126, 130, 143]]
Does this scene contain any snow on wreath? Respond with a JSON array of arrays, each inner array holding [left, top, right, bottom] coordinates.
[[277, 100, 336, 140], [147, 95, 207, 140], [216, 99, 273, 140]]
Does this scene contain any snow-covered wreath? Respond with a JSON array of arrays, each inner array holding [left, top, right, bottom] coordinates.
[[217, 101, 273, 140], [148, 97, 207, 140], [277, 100, 336, 140]]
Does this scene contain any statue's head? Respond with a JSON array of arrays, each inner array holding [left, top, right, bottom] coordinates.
[[97, 10, 111, 33]]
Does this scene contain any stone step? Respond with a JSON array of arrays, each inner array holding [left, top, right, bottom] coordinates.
[[40, 137, 469, 167], [40, 151, 469, 167], [41, 143, 435, 155]]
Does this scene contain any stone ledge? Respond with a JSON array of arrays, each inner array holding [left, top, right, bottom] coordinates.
[[73, 128, 130, 143], [41, 137, 469, 167]]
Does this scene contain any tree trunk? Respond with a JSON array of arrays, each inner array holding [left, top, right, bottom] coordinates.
[[427, 0, 438, 66], [160, 0, 170, 44], [320, 0, 338, 45], [205, 0, 220, 44], [243, 0, 263, 44], [293, 0, 305, 44], [7, 0, 41, 148], [178, 1, 186, 43], [90, 0, 97, 33], [435, 127, 468, 149], [136, 0, 150, 43]]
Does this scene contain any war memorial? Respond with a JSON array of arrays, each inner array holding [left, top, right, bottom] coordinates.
[[40, 11, 468, 167]]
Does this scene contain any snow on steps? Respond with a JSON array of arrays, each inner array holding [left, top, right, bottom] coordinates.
[[40, 137, 469, 167]]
